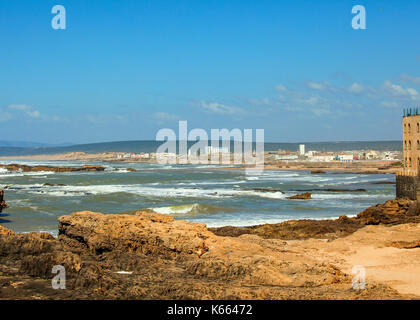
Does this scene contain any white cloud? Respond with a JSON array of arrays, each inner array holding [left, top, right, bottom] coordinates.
[[200, 101, 244, 115], [152, 112, 180, 121], [8, 104, 32, 111], [381, 101, 399, 108], [348, 82, 364, 93], [8, 104, 42, 118], [0, 110, 13, 122], [307, 81, 326, 91], [275, 84, 287, 92], [400, 74, 420, 85], [7, 104, 63, 121], [382, 80, 419, 99]]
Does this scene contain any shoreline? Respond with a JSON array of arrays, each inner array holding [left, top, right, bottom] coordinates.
[[0, 152, 401, 175]]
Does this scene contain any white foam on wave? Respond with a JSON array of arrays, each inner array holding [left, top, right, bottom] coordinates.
[[0, 168, 56, 177], [23, 183, 288, 200]]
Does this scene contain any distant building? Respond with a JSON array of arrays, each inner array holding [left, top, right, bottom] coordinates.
[[276, 155, 299, 160], [338, 154, 354, 163], [299, 144, 305, 156], [205, 146, 229, 155]]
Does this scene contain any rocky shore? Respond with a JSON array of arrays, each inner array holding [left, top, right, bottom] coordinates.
[[0, 193, 419, 299], [0, 163, 105, 173]]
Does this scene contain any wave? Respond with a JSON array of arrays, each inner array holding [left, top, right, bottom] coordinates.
[[0, 170, 55, 178], [19, 183, 288, 199], [150, 203, 233, 216]]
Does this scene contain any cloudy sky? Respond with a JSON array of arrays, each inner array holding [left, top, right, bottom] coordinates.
[[1, 0, 419, 144]]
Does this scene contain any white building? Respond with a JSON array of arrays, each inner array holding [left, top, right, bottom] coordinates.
[[299, 144, 305, 156], [205, 146, 230, 155], [276, 155, 299, 160], [309, 155, 334, 162], [339, 155, 354, 163]]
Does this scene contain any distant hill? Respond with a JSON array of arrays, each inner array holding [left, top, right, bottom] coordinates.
[[0, 140, 403, 157], [0, 141, 73, 148]]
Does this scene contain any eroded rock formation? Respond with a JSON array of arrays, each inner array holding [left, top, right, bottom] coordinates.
[[0, 201, 418, 299], [210, 199, 420, 240], [287, 192, 312, 200], [0, 190, 8, 213]]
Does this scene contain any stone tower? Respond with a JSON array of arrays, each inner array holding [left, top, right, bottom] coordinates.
[[396, 108, 420, 200]]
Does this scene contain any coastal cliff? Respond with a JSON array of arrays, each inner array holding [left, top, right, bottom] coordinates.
[[0, 199, 420, 299]]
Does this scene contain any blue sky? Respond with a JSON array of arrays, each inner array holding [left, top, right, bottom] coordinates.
[[0, 0, 419, 144]]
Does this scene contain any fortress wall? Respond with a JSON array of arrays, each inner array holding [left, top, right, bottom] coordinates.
[[396, 174, 418, 200]]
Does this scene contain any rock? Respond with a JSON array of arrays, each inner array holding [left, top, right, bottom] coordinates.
[[294, 188, 366, 193], [210, 199, 420, 240], [126, 168, 137, 172], [0, 190, 8, 213], [311, 170, 326, 174], [0, 204, 412, 299], [43, 183, 55, 187], [0, 164, 105, 173], [0, 224, 13, 236], [287, 192, 312, 200], [373, 181, 396, 185]]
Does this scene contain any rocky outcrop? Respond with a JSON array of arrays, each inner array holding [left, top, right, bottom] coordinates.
[[311, 170, 326, 174], [354, 199, 419, 225], [0, 190, 8, 213], [294, 188, 366, 192], [287, 192, 312, 200], [0, 164, 105, 173], [0, 207, 411, 299], [210, 199, 420, 240]]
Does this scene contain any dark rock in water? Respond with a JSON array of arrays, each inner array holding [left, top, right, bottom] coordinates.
[[325, 188, 366, 192], [373, 181, 396, 185], [0, 163, 105, 173], [43, 183, 55, 187], [126, 168, 137, 172], [287, 192, 312, 200], [0, 190, 8, 213], [311, 170, 326, 174], [294, 188, 366, 193]]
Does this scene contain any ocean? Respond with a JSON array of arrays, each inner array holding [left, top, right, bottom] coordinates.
[[0, 159, 395, 235]]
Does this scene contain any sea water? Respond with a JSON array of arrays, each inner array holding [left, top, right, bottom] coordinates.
[[0, 160, 395, 236]]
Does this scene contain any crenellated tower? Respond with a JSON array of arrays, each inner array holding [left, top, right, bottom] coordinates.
[[396, 107, 420, 200]]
